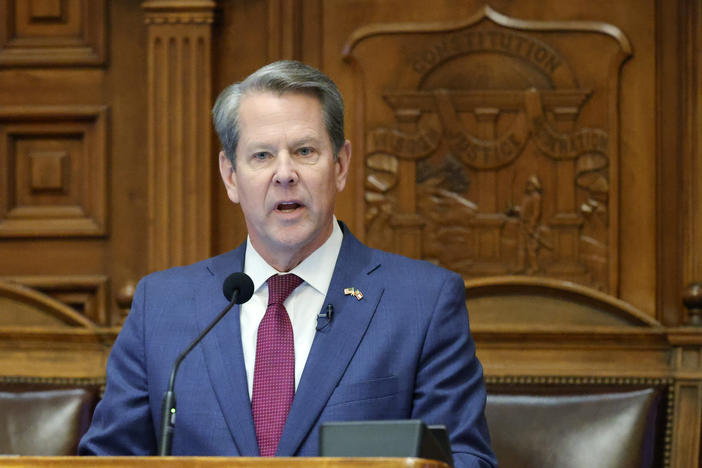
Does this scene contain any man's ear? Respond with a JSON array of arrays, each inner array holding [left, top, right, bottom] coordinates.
[[218, 151, 240, 204], [335, 140, 352, 192]]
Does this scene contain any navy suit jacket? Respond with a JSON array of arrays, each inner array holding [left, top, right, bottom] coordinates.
[[79, 224, 496, 467]]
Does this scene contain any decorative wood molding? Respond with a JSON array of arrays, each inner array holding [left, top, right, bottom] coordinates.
[[0, 106, 108, 237], [681, 0, 702, 325], [142, 0, 216, 24], [342, 5, 632, 57], [343, 7, 631, 295], [683, 283, 702, 326], [0, 0, 107, 67], [0, 328, 117, 378], [467, 275, 662, 327], [669, 383, 702, 467], [266, 0, 302, 61], [656, 0, 702, 327], [142, 0, 216, 271], [1, 275, 109, 326], [0, 279, 95, 329], [0, 278, 117, 378], [486, 375, 673, 387], [0, 375, 105, 387]]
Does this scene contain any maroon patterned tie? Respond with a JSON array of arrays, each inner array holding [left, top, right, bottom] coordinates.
[[252, 273, 303, 456]]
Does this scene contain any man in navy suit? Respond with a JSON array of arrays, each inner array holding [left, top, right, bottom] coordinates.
[[79, 60, 496, 467]]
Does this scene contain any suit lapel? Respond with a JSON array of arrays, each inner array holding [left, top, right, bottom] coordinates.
[[276, 228, 384, 456], [196, 245, 260, 456]]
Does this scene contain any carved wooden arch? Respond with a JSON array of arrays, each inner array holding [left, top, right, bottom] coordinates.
[[0, 280, 95, 329], [465, 276, 661, 328], [343, 5, 632, 57]]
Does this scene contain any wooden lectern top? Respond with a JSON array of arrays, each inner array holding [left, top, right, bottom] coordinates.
[[0, 457, 449, 468]]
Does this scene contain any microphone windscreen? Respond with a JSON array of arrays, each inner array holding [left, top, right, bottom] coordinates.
[[222, 272, 254, 303]]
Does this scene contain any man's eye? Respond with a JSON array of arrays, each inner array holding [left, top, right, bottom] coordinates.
[[298, 147, 313, 156], [253, 152, 268, 160]]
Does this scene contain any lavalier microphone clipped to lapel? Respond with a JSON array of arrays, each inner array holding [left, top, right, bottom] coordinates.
[[316, 304, 333, 331]]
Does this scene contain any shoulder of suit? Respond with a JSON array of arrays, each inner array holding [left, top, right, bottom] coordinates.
[[341, 222, 456, 280], [361, 244, 460, 289], [139, 245, 244, 286]]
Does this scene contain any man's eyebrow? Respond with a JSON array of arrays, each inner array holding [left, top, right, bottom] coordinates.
[[290, 135, 322, 148], [241, 135, 323, 152], [241, 141, 275, 152]]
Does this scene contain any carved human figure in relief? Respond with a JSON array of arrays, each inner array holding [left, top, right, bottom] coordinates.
[[513, 175, 544, 274]]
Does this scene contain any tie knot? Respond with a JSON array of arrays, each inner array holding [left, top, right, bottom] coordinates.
[[267, 274, 303, 306]]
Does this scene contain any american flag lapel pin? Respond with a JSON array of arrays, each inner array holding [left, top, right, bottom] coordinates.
[[344, 287, 363, 300]]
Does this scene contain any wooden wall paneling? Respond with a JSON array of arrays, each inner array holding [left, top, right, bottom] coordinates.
[[142, 0, 215, 271], [670, 382, 702, 468], [656, 0, 684, 326], [680, 0, 702, 326], [0, 279, 115, 378], [266, 0, 302, 61], [1, 275, 109, 326], [0, 105, 108, 237], [0, 0, 106, 67], [298, 0, 322, 69], [0, 331, 111, 378], [0, 279, 94, 328], [266, 0, 324, 67], [342, 6, 630, 295], [105, 0, 149, 319], [668, 331, 702, 467], [656, 0, 702, 327]]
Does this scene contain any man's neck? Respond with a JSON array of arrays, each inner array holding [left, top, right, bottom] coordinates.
[[250, 222, 336, 272]]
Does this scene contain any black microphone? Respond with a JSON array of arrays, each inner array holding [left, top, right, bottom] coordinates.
[[158, 272, 254, 456], [316, 304, 334, 331]]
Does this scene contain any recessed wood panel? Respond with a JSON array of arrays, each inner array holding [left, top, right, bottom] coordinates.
[[0, 0, 106, 66], [0, 106, 108, 237], [2, 275, 109, 326], [28, 0, 65, 22]]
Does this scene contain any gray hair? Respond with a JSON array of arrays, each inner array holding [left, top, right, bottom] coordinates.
[[212, 60, 345, 168]]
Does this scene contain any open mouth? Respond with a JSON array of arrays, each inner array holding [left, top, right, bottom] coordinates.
[[276, 202, 302, 212]]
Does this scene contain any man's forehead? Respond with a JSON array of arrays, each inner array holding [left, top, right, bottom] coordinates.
[[237, 91, 327, 142], [239, 89, 321, 111]]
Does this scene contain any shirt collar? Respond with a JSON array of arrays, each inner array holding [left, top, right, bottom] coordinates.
[[243, 217, 343, 296]]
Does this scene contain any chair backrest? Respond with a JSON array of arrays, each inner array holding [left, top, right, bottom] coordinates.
[[485, 378, 672, 468], [0, 377, 102, 455]]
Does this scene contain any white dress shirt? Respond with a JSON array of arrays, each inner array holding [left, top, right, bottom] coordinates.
[[240, 218, 343, 400]]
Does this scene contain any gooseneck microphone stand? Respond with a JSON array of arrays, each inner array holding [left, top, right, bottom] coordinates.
[[158, 272, 254, 456]]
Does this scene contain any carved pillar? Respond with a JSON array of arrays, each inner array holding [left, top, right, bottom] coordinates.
[[142, 0, 215, 271]]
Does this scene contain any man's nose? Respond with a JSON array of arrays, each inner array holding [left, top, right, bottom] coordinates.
[[273, 151, 299, 185]]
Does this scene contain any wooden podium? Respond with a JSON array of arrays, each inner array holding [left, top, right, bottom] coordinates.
[[0, 457, 448, 468]]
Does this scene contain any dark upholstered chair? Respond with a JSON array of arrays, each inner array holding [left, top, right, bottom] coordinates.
[[0, 377, 102, 455], [485, 377, 672, 468]]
